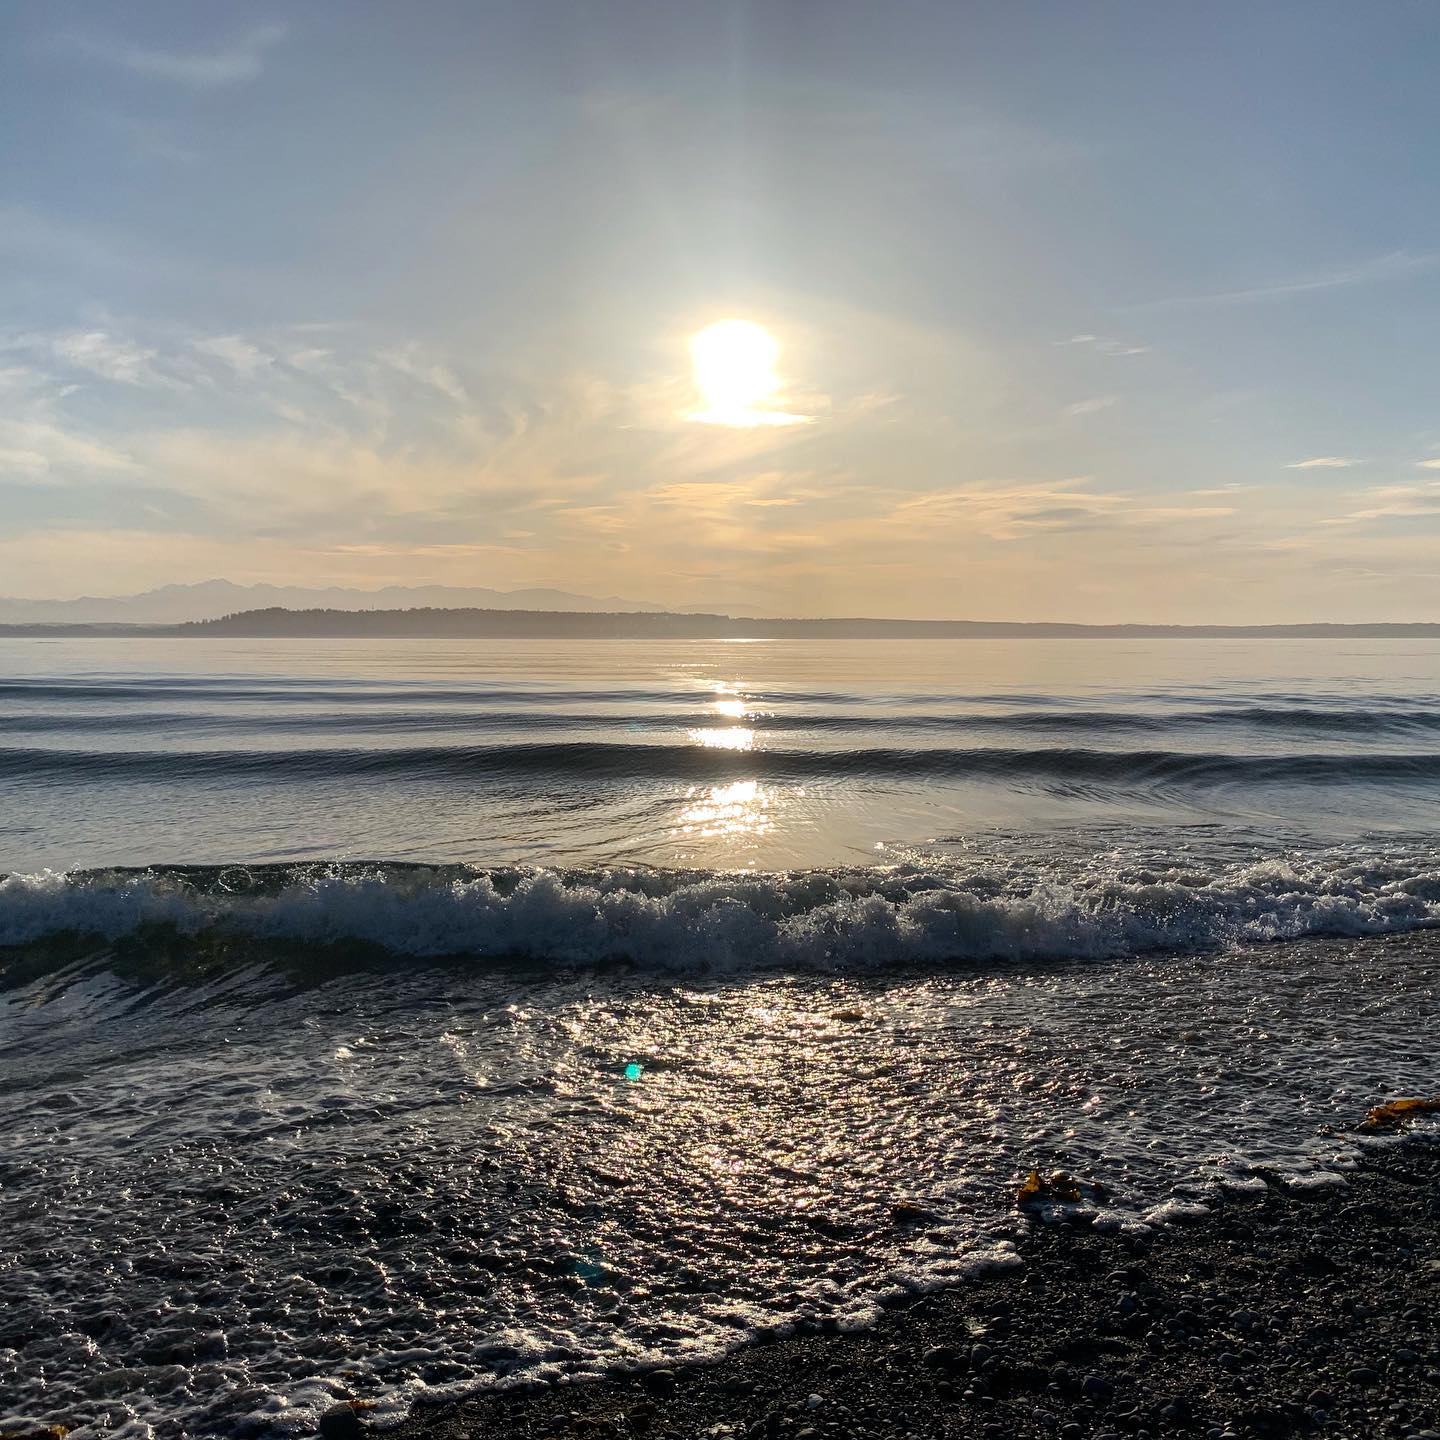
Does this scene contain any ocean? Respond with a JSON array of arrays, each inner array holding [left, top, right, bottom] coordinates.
[[2, 637, 1439, 1438]]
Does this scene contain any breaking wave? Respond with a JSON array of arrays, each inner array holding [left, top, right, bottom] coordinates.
[[4, 852, 1439, 977]]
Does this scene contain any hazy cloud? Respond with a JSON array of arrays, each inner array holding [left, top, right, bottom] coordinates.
[[1325, 480, 1440, 525], [1140, 250, 1440, 309], [1055, 335, 1150, 357], [59, 23, 287, 89], [2, 315, 1434, 618], [0, 417, 137, 481], [1286, 457, 1359, 470], [1064, 395, 1118, 417], [193, 336, 272, 378], [52, 331, 171, 388]]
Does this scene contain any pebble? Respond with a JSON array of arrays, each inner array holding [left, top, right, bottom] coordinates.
[[318, 1405, 364, 1440], [1348, 1366, 1380, 1386], [1081, 1374, 1113, 1401]]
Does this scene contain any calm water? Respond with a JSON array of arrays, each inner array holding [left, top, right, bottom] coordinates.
[[4, 636, 1440, 870], [2, 638, 1439, 1438]]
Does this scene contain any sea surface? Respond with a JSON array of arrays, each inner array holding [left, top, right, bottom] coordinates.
[[2, 637, 1439, 1438]]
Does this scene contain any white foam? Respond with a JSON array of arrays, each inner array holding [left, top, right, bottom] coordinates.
[[2, 853, 1439, 973]]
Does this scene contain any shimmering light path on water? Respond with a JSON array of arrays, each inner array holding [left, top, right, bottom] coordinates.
[[3, 637, 1440, 871]]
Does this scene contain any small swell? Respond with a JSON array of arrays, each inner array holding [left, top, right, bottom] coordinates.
[[5, 705, 1440, 739], [4, 742, 1440, 788]]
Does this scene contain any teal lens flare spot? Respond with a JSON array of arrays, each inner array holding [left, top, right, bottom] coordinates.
[[624, 1062, 644, 1081]]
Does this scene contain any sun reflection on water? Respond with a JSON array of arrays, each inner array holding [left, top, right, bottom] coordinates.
[[688, 726, 756, 750], [675, 779, 774, 841], [687, 681, 756, 750]]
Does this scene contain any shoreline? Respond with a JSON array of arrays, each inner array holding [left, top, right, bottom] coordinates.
[[384, 1138, 1439, 1440]]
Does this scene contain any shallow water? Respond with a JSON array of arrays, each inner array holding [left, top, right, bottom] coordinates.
[[2, 637, 1439, 1437], [2, 935, 1436, 1438]]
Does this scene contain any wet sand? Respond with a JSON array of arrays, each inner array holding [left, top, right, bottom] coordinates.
[[381, 1139, 1439, 1440]]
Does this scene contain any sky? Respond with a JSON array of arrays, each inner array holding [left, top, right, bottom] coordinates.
[[3, 0, 1440, 622]]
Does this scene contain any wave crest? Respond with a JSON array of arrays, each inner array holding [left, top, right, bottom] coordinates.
[[3, 854, 1439, 975]]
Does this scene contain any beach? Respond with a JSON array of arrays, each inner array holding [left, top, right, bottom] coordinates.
[[390, 1134, 1439, 1440]]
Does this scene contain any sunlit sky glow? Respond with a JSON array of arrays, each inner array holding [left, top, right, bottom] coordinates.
[[3, 1, 1440, 621], [689, 320, 809, 428]]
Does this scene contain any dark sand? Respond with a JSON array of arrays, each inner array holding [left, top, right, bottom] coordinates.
[[377, 1140, 1439, 1440]]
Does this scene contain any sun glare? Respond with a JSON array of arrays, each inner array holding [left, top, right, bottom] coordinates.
[[688, 320, 807, 427]]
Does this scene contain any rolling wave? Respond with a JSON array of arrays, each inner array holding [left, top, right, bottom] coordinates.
[[3, 741, 1440, 786], [3, 854, 1439, 976], [4, 705, 1440, 737], [4, 675, 1440, 710]]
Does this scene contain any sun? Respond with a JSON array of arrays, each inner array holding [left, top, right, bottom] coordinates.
[[688, 319, 807, 427]]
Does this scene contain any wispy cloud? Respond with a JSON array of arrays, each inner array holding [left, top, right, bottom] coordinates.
[[1054, 335, 1150, 357], [6, 316, 1431, 618], [1064, 394, 1117, 417], [59, 23, 287, 89], [0, 417, 137, 482], [1416, 458, 1440, 471], [1138, 250, 1440, 309], [192, 336, 272, 379], [1286, 456, 1359, 470], [885, 478, 1126, 541], [52, 331, 171, 387], [1323, 480, 1440, 525]]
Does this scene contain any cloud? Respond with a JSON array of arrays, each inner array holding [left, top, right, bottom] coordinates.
[[883, 477, 1126, 541], [11, 316, 1433, 620], [59, 23, 287, 89], [1286, 456, 1359, 470], [0, 417, 137, 481], [381, 345, 469, 407], [1064, 395, 1117, 417], [1416, 458, 1440, 470], [52, 331, 171, 387], [1139, 250, 1440, 309], [193, 336, 272, 378], [1324, 480, 1440, 525], [1055, 335, 1150, 357]]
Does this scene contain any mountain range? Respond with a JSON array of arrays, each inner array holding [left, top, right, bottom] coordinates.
[[0, 580, 756, 625]]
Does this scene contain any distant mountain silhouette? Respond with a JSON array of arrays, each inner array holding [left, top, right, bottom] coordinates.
[[3, 603, 1438, 640], [144, 607, 1440, 639], [0, 580, 741, 625]]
